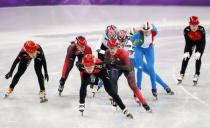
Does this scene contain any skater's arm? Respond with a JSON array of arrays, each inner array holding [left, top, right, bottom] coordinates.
[[95, 35, 105, 54], [151, 24, 158, 36], [9, 52, 22, 74], [196, 26, 206, 53], [130, 32, 144, 46], [106, 51, 131, 71], [40, 48, 48, 75], [184, 28, 192, 53]]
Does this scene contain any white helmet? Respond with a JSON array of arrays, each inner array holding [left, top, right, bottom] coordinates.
[[141, 21, 152, 31], [105, 25, 117, 39]]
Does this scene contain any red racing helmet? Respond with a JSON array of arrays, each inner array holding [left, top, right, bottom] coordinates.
[[75, 36, 87, 47], [82, 54, 95, 67], [189, 16, 199, 25], [24, 40, 37, 53], [107, 38, 119, 48]]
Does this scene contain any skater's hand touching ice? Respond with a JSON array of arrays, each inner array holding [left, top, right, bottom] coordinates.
[[5, 72, 12, 79]]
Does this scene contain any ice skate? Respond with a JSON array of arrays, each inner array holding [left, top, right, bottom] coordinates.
[[79, 103, 85, 116], [123, 108, 133, 119], [39, 91, 48, 103], [177, 74, 184, 85], [165, 88, 174, 95], [193, 74, 199, 86], [152, 89, 158, 100], [112, 100, 118, 110], [90, 84, 99, 97], [4, 88, 13, 99], [58, 85, 64, 96], [143, 103, 152, 113]]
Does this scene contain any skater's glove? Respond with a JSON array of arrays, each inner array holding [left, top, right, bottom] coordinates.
[[5, 72, 12, 79], [104, 58, 114, 65], [194, 52, 201, 60], [183, 52, 190, 61], [96, 49, 105, 54], [45, 73, 49, 82], [76, 62, 84, 71], [76, 52, 84, 59]]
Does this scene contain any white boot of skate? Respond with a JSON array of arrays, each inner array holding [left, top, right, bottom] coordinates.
[[193, 74, 199, 86], [39, 91, 48, 103], [4, 88, 13, 98], [79, 103, 85, 116], [177, 74, 184, 85]]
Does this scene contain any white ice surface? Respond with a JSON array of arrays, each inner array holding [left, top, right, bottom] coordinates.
[[0, 5, 210, 128]]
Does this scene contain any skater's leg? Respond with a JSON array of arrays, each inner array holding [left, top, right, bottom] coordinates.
[[79, 74, 90, 104], [144, 46, 157, 90], [99, 70, 126, 110], [195, 52, 203, 75], [142, 62, 168, 89], [109, 68, 121, 94], [58, 57, 75, 94], [134, 47, 144, 89], [136, 68, 143, 89], [34, 59, 45, 91], [125, 71, 146, 104], [125, 71, 151, 111], [34, 59, 48, 102], [143, 62, 166, 88], [193, 51, 203, 85], [9, 60, 28, 89], [180, 51, 193, 75]]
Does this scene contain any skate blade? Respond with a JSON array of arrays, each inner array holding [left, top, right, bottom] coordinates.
[[147, 109, 153, 113], [153, 96, 158, 101], [92, 92, 96, 97], [40, 99, 48, 103], [135, 100, 141, 106], [137, 102, 142, 106], [127, 114, 133, 119], [171, 92, 175, 95], [193, 82, 198, 86], [177, 81, 182, 85], [79, 110, 84, 116], [168, 91, 175, 95], [59, 92, 62, 96], [4, 94, 9, 99]]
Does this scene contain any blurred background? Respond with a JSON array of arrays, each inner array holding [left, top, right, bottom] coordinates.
[[1, 0, 210, 7]]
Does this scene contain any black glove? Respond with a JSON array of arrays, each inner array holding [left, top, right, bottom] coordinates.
[[104, 59, 116, 69], [76, 52, 84, 59], [44, 73, 49, 82], [5, 72, 12, 79], [76, 62, 84, 71], [109, 63, 116, 68], [104, 58, 115, 64]]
